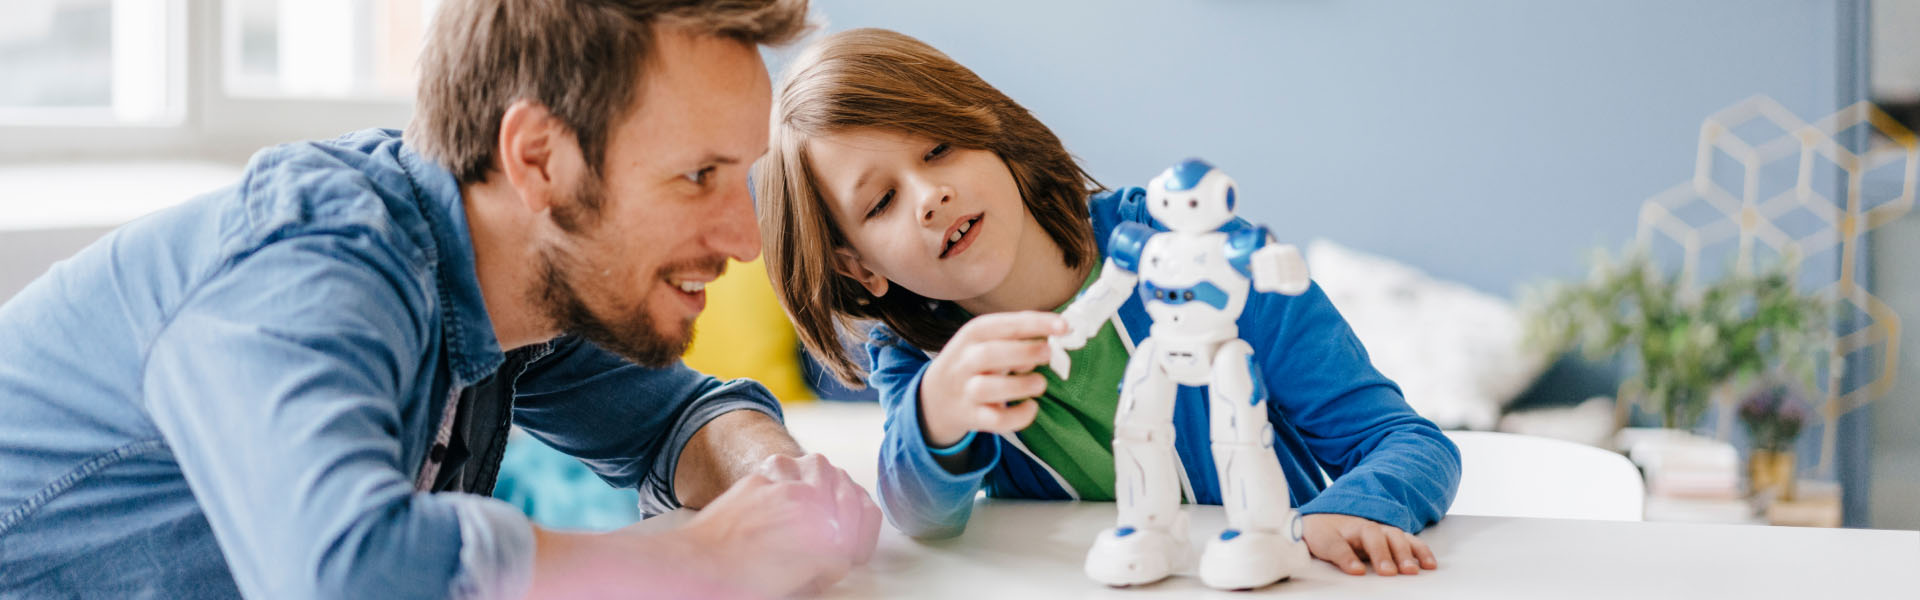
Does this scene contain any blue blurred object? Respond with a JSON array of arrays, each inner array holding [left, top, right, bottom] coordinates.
[[492, 432, 641, 531], [801, 345, 879, 403]]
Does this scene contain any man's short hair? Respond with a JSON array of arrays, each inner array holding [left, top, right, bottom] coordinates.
[[407, 0, 810, 185]]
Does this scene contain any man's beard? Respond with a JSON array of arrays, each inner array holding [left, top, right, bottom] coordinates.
[[532, 174, 720, 368], [534, 248, 690, 368]]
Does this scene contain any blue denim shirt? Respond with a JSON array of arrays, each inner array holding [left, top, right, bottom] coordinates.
[[0, 129, 782, 599]]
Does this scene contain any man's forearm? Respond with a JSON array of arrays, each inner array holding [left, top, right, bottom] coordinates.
[[673, 409, 804, 508]]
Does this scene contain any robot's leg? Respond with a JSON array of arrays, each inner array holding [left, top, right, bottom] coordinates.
[[1085, 338, 1188, 587], [1197, 340, 1311, 590]]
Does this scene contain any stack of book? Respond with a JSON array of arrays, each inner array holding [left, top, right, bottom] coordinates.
[[1615, 428, 1758, 524]]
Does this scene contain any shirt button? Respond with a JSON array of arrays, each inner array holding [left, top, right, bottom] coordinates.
[[430, 443, 447, 462]]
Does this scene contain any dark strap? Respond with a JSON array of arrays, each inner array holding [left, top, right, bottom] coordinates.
[[429, 344, 543, 494]]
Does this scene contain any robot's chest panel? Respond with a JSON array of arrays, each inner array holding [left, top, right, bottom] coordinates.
[[1137, 233, 1245, 313], [1138, 233, 1227, 283], [1142, 280, 1229, 309]]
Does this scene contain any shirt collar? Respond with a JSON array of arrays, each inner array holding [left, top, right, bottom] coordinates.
[[396, 137, 505, 387]]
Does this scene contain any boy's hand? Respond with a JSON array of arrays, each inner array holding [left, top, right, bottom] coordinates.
[[919, 312, 1067, 448], [1300, 513, 1437, 576]]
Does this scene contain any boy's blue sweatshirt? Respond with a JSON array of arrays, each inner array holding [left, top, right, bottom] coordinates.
[[868, 187, 1462, 539]]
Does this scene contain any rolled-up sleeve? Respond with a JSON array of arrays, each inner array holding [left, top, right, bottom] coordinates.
[[507, 335, 783, 515], [142, 236, 533, 600]]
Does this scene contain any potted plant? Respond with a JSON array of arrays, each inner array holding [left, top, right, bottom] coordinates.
[[1524, 248, 1831, 430], [1739, 384, 1809, 500]]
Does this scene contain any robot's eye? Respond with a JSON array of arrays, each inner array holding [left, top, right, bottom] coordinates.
[[1188, 199, 1198, 209], [1162, 199, 1169, 208]]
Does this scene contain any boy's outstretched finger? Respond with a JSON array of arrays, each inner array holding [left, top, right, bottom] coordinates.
[[962, 339, 1052, 375], [955, 311, 1067, 344], [973, 396, 1040, 432], [961, 373, 1047, 405]]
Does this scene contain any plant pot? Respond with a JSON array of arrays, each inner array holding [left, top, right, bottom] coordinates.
[[1748, 449, 1797, 501]]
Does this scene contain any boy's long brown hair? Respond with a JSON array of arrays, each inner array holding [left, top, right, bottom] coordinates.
[[756, 28, 1101, 387]]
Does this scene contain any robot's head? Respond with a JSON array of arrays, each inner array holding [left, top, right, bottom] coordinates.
[[1145, 159, 1236, 233]]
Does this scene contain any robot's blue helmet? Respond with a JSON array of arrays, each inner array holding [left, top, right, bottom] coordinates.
[[1161, 159, 1215, 192], [1145, 158, 1238, 233]]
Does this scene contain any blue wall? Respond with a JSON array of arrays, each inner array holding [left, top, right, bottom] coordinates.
[[781, 1, 1878, 523], [781, 0, 1854, 296]]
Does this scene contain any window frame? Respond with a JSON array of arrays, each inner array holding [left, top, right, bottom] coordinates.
[[0, 0, 413, 164]]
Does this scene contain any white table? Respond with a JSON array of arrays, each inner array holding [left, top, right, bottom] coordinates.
[[671, 403, 1920, 598], [644, 499, 1918, 599]]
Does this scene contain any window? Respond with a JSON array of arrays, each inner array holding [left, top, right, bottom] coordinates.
[[0, 0, 427, 162], [0, 0, 182, 125], [224, 0, 435, 100]]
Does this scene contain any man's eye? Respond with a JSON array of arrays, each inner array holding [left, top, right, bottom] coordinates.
[[684, 166, 716, 186], [923, 143, 951, 161], [865, 190, 895, 220]]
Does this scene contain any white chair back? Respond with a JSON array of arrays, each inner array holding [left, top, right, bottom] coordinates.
[[1445, 430, 1645, 521]]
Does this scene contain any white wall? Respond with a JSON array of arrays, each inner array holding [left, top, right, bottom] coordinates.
[[1869, 213, 1920, 530], [0, 161, 238, 301], [1874, 0, 1920, 101]]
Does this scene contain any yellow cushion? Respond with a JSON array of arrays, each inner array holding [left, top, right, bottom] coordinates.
[[680, 258, 814, 404]]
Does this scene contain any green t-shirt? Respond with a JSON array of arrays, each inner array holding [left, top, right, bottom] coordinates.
[[1019, 264, 1131, 500]]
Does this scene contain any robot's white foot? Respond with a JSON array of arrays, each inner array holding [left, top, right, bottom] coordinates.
[[1197, 524, 1311, 591], [1084, 511, 1190, 587]]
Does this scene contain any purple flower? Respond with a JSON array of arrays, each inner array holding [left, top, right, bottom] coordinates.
[[1739, 384, 1809, 452]]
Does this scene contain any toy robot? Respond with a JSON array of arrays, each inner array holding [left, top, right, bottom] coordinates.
[[1051, 159, 1312, 590]]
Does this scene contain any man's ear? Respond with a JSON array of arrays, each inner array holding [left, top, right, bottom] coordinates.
[[833, 248, 890, 297], [496, 100, 580, 214]]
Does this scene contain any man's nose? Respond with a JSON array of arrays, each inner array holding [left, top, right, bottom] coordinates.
[[711, 174, 762, 262]]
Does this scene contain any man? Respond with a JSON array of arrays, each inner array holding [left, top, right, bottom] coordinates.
[[0, 0, 879, 597]]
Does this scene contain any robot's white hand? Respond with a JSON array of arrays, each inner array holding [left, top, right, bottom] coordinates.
[[1048, 302, 1107, 379], [1046, 338, 1073, 379], [1056, 303, 1100, 350], [1251, 244, 1310, 295]]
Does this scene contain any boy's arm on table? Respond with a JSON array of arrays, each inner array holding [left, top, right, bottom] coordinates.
[[1257, 283, 1462, 533], [868, 335, 1002, 539]]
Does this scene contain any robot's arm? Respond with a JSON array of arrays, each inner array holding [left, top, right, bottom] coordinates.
[[1228, 226, 1310, 296], [1059, 256, 1141, 347], [1047, 223, 1151, 378], [1049, 259, 1137, 379]]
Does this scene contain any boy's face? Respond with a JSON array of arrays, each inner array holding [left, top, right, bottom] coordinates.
[[532, 28, 769, 366], [807, 127, 1026, 303]]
